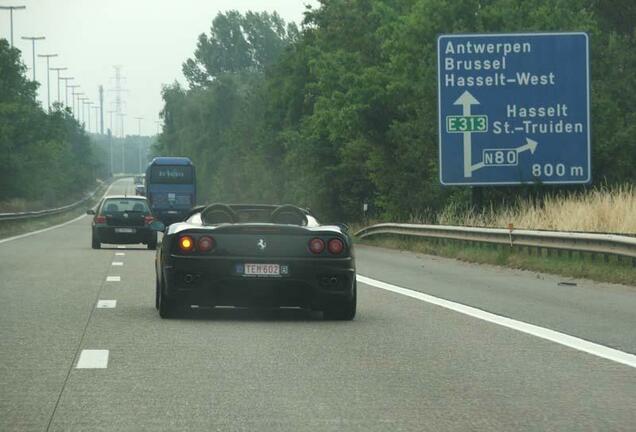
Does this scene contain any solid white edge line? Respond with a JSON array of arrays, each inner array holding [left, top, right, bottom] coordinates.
[[75, 349, 109, 369], [357, 275, 636, 369], [0, 179, 125, 245]]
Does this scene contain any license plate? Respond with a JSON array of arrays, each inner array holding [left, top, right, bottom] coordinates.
[[243, 263, 280, 277], [115, 228, 135, 233]]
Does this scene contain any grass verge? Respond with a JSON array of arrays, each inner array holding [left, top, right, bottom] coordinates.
[[359, 234, 636, 287], [0, 181, 110, 241]]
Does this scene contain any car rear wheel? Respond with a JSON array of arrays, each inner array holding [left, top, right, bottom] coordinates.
[[158, 278, 179, 319], [91, 232, 101, 249], [155, 274, 161, 310], [323, 282, 356, 321], [147, 233, 157, 250]]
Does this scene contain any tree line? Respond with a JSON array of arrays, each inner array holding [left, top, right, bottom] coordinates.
[[154, 1, 636, 222], [0, 39, 100, 207]]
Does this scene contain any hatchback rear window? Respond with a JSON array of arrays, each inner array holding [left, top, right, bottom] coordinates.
[[101, 199, 149, 213]]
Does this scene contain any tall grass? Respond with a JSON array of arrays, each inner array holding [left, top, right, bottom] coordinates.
[[436, 184, 636, 234]]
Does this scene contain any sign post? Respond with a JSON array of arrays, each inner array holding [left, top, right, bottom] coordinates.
[[437, 32, 590, 185]]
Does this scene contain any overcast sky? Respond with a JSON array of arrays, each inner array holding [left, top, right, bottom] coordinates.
[[1, 0, 316, 136]]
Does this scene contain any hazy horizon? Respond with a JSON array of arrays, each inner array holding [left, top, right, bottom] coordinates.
[[0, 0, 316, 136]]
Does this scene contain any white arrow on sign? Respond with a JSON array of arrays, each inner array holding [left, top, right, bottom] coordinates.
[[471, 137, 539, 172], [453, 91, 480, 177], [516, 137, 538, 155]]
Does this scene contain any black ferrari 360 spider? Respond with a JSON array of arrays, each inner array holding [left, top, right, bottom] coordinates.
[[151, 204, 356, 320]]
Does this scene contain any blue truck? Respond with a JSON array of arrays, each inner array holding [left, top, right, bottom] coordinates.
[[145, 157, 196, 225]]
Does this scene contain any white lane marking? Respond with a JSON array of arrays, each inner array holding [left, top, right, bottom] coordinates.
[[0, 179, 127, 245], [357, 275, 636, 369], [76, 349, 109, 369], [106, 276, 121, 282], [115, 252, 125, 256], [96, 300, 117, 308], [112, 262, 124, 266], [117, 245, 127, 249]]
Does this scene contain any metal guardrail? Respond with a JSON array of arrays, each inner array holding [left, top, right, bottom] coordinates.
[[0, 181, 106, 222], [355, 223, 636, 261]]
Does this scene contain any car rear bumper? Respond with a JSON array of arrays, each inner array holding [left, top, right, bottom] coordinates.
[[94, 226, 155, 244], [162, 255, 355, 308]]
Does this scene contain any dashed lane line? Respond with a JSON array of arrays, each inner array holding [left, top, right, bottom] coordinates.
[[75, 350, 109, 369], [112, 262, 124, 266], [96, 300, 117, 309], [357, 274, 636, 369], [106, 276, 121, 282]]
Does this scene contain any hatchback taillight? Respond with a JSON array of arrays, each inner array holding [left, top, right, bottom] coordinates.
[[144, 215, 154, 224], [95, 215, 106, 224], [309, 238, 325, 254]]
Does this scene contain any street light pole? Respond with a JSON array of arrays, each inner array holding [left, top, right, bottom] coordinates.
[[0, 6, 26, 47], [73, 91, 83, 120], [50, 67, 67, 106], [78, 97, 88, 124], [60, 77, 74, 107], [92, 106, 100, 134], [85, 101, 93, 131], [134, 117, 144, 173], [71, 90, 82, 119], [21, 36, 45, 81], [108, 110, 115, 133], [37, 53, 58, 110]]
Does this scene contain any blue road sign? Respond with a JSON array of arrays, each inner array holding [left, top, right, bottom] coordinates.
[[437, 32, 590, 185]]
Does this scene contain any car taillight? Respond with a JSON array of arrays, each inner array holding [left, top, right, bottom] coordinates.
[[144, 215, 154, 224], [95, 216, 106, 224], [309, 238, 325, 254], [178, 235, 194, 253], [198, 236, 215, 252], [327, 238, 345, 255]]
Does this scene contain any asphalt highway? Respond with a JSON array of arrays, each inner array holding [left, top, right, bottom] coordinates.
[[1, 178, 634, 431]]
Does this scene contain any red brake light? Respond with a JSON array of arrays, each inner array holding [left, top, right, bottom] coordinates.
[[198, 236, 215, 252], [309, 238, 325, 254], [144, 215, 154, 224], [178, 235, 195, 253], [327, 238, 344, 255], [95, 215, 106, 224]]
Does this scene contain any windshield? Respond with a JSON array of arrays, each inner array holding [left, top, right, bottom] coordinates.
[[149, 166, 193, 184]]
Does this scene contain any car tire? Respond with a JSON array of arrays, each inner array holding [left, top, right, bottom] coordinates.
[[147, 234, 157, 250], [91, 232, 101, 249], [323, 281, 356, 321], [158, 278, 178, 319], [155, 274, 161, 310]]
